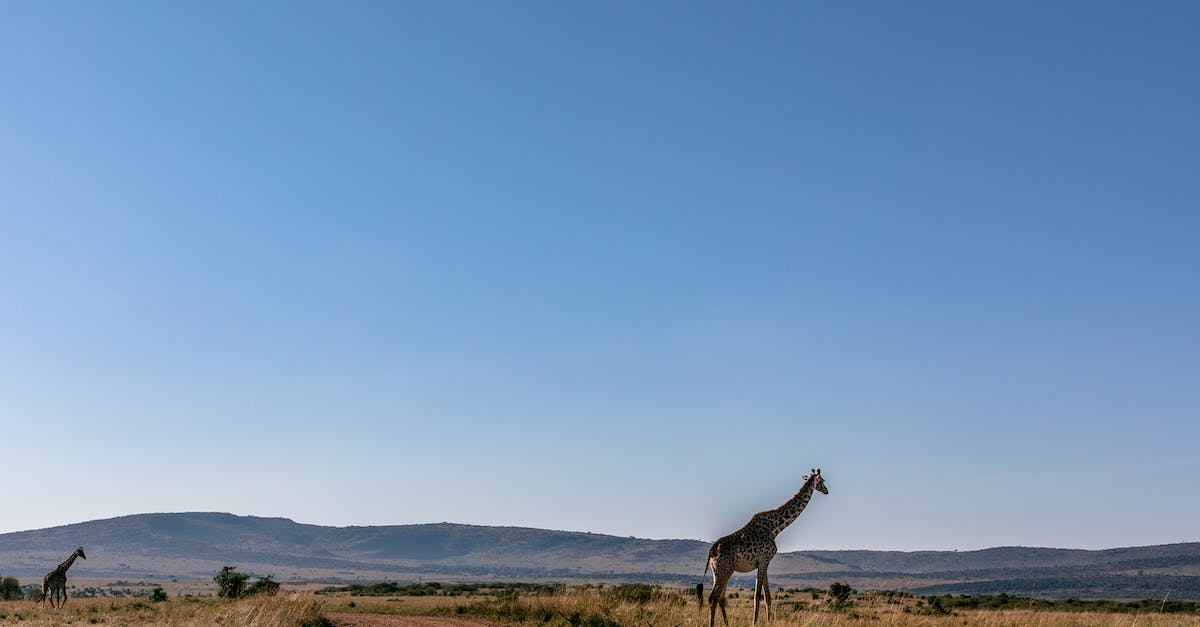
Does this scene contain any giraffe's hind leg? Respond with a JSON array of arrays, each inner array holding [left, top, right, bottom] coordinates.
[[708, 558, 734, 627], [716, 594, 729, 627]]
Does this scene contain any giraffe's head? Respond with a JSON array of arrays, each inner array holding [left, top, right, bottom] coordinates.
[[76, 547, 86, 559], [805, 468, 828, 495]]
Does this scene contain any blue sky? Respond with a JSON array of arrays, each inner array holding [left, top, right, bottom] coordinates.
[[2, 2, 1197, 551]]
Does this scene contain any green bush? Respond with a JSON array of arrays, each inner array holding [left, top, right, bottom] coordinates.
[[148, 586, 169, 602], [602, 583, 657, 604], [214, 566, 250, 599], [213, 567, 281, 598], [828, 582, 853, 603], [905, 595, 952, 615], [246, 575, 281, 596], [596, 583, 686, 608], [826, 581, 856, 610], [0, 577, 21, 601]]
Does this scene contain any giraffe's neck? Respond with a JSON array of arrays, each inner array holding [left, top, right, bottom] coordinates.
[[763, 477, 818, 537], [57, 553, 79, 573]]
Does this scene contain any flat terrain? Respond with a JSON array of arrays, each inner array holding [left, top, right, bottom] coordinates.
[[2, 590, 1199, 626], [315, 587, 1200, 627]]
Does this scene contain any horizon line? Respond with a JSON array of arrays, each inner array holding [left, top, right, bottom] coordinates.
[[4, 511, 1196, 554]]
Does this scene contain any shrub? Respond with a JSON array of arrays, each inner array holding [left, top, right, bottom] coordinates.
[[906, 595, 951, 615], [603, 583, 657, 604], [0, 577, 21, 601], [148, 586, 169, 602], [213, 566, 250, 599], [825, 581, 856, 611], [828, 582, 853, 603], [246, 575, 281, 596]]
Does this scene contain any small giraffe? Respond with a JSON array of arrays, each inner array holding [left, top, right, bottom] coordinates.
[[700, 469, 828, 626], [42, 546, 86, 608]]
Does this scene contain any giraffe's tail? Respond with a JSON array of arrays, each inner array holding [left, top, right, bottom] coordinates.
[[697, 559, 709, 609]]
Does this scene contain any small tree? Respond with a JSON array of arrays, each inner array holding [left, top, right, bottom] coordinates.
[[0, 576, 21, 601], [149, 586, 169, 602], [214, 566, 249, 599], [828, 581, 854, 608]]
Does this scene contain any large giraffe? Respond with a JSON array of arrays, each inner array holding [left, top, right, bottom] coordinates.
[[699, 469, 828, 626], [42, 547, 86, 608]]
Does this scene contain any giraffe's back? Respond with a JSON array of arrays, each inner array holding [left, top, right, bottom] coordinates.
[[709, 524, 778, 573]]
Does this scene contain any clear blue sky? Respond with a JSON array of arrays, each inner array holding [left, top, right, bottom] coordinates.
[[2, 2, 1197, 551]]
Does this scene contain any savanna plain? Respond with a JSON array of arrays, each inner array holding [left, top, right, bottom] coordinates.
[[1, 580, 1198, 627]]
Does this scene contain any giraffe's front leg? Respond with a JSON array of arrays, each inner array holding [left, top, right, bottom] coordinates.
[[760, 569, 773, 623], [753, 572, 762, 624]]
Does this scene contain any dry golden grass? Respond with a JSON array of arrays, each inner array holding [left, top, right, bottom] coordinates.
[[1, 587, 1198, 626], [323, 586, 1200, 626], [0, 593, 325, 626]]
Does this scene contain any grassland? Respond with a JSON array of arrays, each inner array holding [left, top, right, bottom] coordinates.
[[0, 594, 327, 626], [322, 584, 1200, 626], [2, 582, 1199, 626]]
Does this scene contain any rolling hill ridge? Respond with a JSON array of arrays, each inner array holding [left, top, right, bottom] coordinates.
[[1, 513, 1197, 600]]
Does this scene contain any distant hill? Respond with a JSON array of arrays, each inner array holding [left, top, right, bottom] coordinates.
[[2, 513, 1198, 600]]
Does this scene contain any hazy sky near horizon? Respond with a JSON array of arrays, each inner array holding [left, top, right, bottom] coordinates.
[[3, 2, 1198, 551]]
